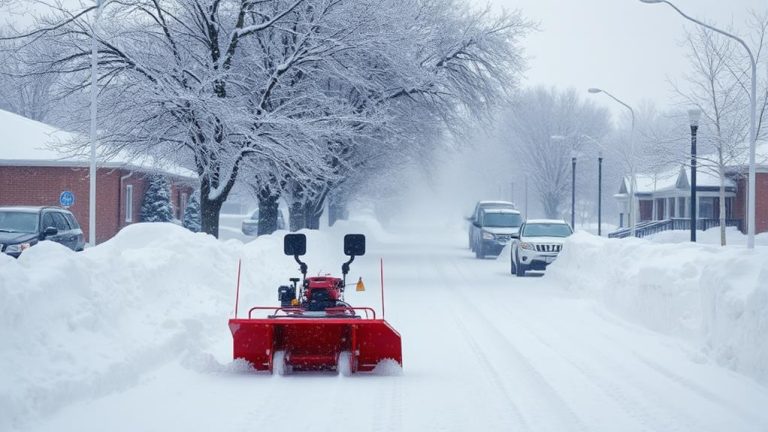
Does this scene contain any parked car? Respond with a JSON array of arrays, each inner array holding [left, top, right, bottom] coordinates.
[[466, 200, 517, 250], [471, 208, 523, 259], [241, 208, 286, 236], [510, 219, 573, 277], [0, 206, 85, 257]]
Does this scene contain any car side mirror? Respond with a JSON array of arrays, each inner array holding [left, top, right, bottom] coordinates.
[[344, 234, 365, 256], [43, 226, 58, 237], [510, 232, 520, 239], [284, 234, 306, 256]]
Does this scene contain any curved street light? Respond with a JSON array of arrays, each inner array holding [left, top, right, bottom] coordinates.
[[588, 88, 637, 237], [639, 0, 758, 248]]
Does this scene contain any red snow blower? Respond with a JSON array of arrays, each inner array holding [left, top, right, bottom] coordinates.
[[228, 233, 402, 375]]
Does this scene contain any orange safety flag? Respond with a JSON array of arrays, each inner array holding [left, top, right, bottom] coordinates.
[[356, 277, 365, 292]]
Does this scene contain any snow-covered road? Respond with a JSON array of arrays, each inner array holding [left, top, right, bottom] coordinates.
[[20, 226, 768, 432]]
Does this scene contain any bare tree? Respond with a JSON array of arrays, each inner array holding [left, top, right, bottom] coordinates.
[[505, 87, 611, 219], [645, 14, 768, 245]]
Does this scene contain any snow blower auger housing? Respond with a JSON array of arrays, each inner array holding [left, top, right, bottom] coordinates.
[[228, 233, 402, 375]]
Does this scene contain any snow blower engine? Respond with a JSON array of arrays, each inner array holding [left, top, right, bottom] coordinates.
[[228, 233, 402, 375]]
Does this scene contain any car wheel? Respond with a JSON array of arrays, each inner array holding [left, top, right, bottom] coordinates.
[[510, 248, 517, 274], [475, 242, 486, 259], [515, 252, 526, 277]]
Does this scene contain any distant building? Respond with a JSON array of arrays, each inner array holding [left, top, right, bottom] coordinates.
[[613, 146, 768, 236], [0, 109, 196, 243]]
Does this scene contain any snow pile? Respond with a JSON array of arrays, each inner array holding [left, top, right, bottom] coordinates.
[[647, 226, 768, 246], [0, 219, 384, 431], [547, 232, 768, 385]]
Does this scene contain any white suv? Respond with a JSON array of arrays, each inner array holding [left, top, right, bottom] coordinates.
[[510, 219, 573, 277]]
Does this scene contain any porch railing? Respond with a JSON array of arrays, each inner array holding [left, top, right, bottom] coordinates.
[[608, 218, 742, 239]]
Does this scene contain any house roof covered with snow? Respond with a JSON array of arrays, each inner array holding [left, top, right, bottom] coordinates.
[[618, 165, 737, 196], [0, 109, 196, 179]]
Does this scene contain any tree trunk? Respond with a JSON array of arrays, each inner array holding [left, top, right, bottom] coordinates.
[[542, 192, 560, 219], [199, 180, 224, 238], [304, 201, 322, 230], [328, 194, 348, 226], [289, 201, 306, 232], [257, 188, 280, 236], [719, 169, 726, 246]]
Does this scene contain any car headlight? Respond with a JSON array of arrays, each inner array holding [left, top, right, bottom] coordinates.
[[5, 243, 31, 253], [482, 232, 495, 240], [520, 242, 535, 250]]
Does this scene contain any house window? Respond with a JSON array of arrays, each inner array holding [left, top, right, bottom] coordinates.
[[699, 197, 715, 219], [126, 184, 134, 223], [678, 197, 687, 218]]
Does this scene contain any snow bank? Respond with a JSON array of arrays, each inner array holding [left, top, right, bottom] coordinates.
[[647, 226, 768, 246], [547, 232, 768, 385], [0, 218, 385, 431]]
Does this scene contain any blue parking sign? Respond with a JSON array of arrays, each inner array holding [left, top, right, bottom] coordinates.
[[60, 191, 75, 207]]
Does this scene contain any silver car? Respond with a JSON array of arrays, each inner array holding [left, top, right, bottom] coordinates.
[[510, 219, 573, 277], [242, 209, 286, 236]]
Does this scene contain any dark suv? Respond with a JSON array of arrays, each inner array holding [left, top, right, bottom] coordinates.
[[466, 200, 517, 251], [0, 206, 85, 257], [471, 208, 523, 259]]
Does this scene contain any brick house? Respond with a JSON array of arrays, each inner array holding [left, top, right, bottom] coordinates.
[[0, 109, 196, 243], [613, 144, 768, 235]]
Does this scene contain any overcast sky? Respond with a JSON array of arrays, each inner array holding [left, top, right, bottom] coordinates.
[[475, 0, 766, 120]]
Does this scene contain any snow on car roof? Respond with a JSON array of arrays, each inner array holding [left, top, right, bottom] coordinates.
[[482, 208, 521, 214], [525, 219, 569, 225], [478, 200, 515, 206]]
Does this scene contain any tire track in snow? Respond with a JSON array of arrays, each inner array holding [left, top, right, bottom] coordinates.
[[593, 325, 768, 427], [450, 310, 531, 431], [509, 322, 691, 432], [436, 259, 589, 432], [448, 258, 696, 432], [448, 256, 763, 432], [370, 376, 403, 432]]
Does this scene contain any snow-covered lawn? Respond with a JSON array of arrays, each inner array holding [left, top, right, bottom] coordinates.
[[1, 220, 767, 431]]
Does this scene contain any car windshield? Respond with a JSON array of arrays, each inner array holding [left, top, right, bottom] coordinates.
[[522, 223, 573, 237], [0, 211, 38, 234], [483, 212, 522, 228]]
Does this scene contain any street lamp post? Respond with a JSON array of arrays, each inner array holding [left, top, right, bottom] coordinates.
[[588, 88, 636, 237], [689, 109, 701, 242], [571, 151, 577, 228], [640, 0, 758, 249], [88, 0, 105, 247], [553, 133, 604, 232], [598, 151, 603, 236]]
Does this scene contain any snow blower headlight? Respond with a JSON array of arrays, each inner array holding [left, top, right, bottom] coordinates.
[[520, 242, 535, 251], [482, 232, 495, 240]]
